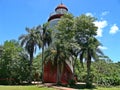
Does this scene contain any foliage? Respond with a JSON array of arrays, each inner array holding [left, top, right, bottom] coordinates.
[[74, 14, 103, 87], [74, 59, 86, 82], [0, 40, 29, 85], [19, 26, 42, 83], [74, 56, 120, 87], [44, 41, 73, 84], [44, 14, 104, 86], [40, 23, 52, 83], [56, 14, 75, 42], [44, 14, 75, 84], [32, 53, 42, 81], [1, 12, 120, 88], [92, 56, 120, 86], [68, 79, 76, 86]]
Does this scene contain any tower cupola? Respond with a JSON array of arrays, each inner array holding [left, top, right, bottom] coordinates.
[[55, 3, 68, 11], [48, 3, 68, 22]]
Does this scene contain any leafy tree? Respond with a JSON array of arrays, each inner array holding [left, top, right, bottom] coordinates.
[[19, 27, 42, 83], [92, 56, 120, 86], [74, 56, 120, 86], [74, 15, 103, 87], [48, 14, 104, 86], [56, 14, 75, 43], [74, 59, 86, 82], [0, 40, 29, 85]]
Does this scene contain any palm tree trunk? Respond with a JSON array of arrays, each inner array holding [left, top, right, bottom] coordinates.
[[42, 45, 44, 83], [29, 53, 33, 84], [86, 51, 92, 87], [57, 61, 61, 85]]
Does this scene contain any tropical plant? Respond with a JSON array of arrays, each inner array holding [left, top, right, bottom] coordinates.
[[74, 14, 103, 87], [19, 27, 42, 83], [44, 40, 73, 84], [40, 23, 52, 83]]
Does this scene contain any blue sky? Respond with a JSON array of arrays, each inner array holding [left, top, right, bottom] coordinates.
[[0, 0, 120, 62]]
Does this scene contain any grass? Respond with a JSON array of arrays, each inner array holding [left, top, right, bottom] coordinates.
[[0, 85, 120, 90], [70, 85, 120, 90], [80, 87, 120, 90], [0, 85, 54, 90], [67, 83, 120, 90], [97, 86, 120, 90]]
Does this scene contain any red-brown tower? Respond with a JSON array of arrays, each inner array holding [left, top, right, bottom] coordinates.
[[43, 3, 73, 84]]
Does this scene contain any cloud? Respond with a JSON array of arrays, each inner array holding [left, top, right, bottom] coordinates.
[[109, 24, 119, 34], [101, 11, 109, 16], [85, 12, 93, 17], [98, 46, 108, 50], [94, 20, 108, 37]]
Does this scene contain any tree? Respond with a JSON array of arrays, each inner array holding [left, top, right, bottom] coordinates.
[[0, 40, 29, 85], [92, 56, 120, 86], [56, 14, 85, 82], [43, 13, 104, 87], [32, 53, 42, 82], [43, 14, 75, 84], [74, 15, 103, 87], [19, 27, 42, 83], [40, 23, 52, 83], [44, 40, 73, 84]]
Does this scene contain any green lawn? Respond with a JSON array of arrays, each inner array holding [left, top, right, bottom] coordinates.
[[96, 86, 120, 90], [0, 86, 54, 90], [84, 86, 120, 90], [0, 85, 120, 90]]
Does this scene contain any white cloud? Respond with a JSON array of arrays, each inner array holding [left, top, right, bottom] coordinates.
[[98, 46, 108, 50], [94, 20, 108, 37], [101, 11, 109, 16], [109, 24, 119, 34], [85, 12, 93, 17]]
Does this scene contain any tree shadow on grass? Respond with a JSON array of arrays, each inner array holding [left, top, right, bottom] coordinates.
[[68, 83, 97, 89]]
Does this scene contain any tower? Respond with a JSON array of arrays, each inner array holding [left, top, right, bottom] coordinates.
[[48, 3, 68, 28], [43, 3, 73, 84]]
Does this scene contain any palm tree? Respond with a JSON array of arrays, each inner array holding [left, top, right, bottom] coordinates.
[[42, 23, 52, 47], [44, 40, 73, 84], [79, 37, 103, 87], [19, 27, 42, 83], [74, 14, 103, 87], [40, 23, 52, 83]]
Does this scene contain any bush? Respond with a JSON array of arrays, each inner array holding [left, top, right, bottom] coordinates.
[[68, 79, 75, 86], [98, 76, 120, 86]]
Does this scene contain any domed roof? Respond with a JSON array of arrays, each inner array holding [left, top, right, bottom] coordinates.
[[55, 3, 68, 11]]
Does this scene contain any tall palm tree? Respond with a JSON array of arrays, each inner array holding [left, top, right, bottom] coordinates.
[[78, 37, 103, 87], [40, 23, 52, 83], [74, 14, 103, 87], [19, 27, 42, 83]]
